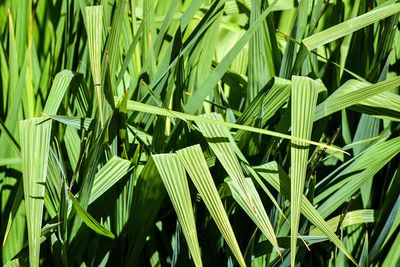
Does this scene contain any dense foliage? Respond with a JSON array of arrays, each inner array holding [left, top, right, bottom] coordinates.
[[1, 0, 400, 266]]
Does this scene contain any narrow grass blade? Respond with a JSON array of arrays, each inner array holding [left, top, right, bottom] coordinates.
[[290, 76, 320, 266], [89, 156, 132, 205], [184, 0, 279, 114], [176, 145, 246, 267], [247, 0, 275, 104], [116, 97, 346, 154], [19, 118, 52, 267], [254, 162, 359, 266], [152, 154, 203, 267], [104, 0, 125, 88], [68, 191, 115, 239], [237, 77, 291, 127], [44, 114, 93, 131]]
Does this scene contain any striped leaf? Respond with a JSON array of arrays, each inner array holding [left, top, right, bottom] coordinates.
[[290, 76, 320, 266], [176, 145, 246, 267], [19, 118, 52, 267], [196, 113, 280, 253], [85, 6, 104, 125], [153, 154, 203, 267]]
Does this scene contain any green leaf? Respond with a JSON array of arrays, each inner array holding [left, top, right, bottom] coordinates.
[[85, 6, 104, 126], [236, 77, 291, 144], [152, 154, 203, 267], [290, 76, 320, 266], [42, 70, 82, 115], [176, 145, 246, 267], [316, 136, 400, 218], [310, 210, 375, 236], [196, 113, 280, 253], [125, 157, 166, 266], [352, 91, 400, 121], [89, 156, 132, 205], [19, 118, 52, 267], [44, 114, 93, 131], [68, 191, 115, 239], [116, 97, 346, 154], [302, 3, 400, 51], [254, 162, 359, 266], [314, 77, 400, 121], [184, 0, 279, 114]]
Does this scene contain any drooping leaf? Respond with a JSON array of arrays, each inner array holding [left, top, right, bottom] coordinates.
[[68, 191, 115, 239], [314, 77, 400, 121]]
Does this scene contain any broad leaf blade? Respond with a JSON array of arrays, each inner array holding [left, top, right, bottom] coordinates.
[[89, 156, 132, 205], [152, 154, 203, 267], [290, 76, 320, 266], [176, 145, 246, 267], [314, 77, 400, 121], [196, 113, 280, 253], [42, 70, 82, 115], [85, 6, 104, 125], [20, 118, 52, 267], [302, 3, 400, 51]]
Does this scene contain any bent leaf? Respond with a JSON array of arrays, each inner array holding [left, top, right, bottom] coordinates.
[[68, 191, 115, 239]]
